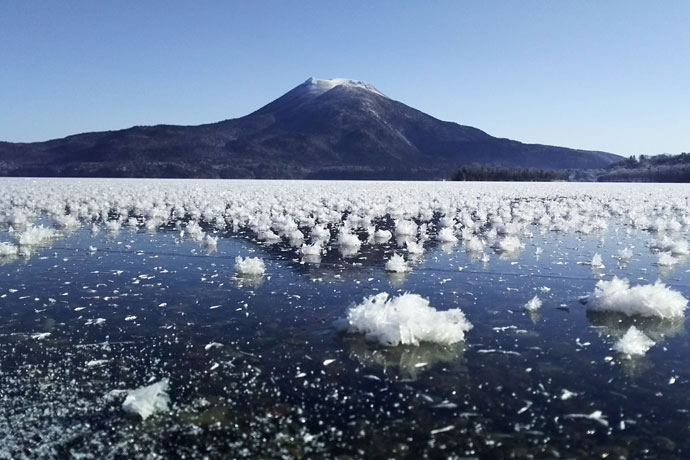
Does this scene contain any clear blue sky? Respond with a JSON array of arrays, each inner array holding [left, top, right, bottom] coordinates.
[[1, 0, 689, 156]]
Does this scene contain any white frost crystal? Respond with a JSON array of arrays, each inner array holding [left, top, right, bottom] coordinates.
[[657, 251, 679, 266], [121, 379, 171, 420], [524, 295, 542, 312], [374, 229, 392, 241], [616, 247, 633, 261], [300, 241, 323, 256], [591, 253, 605, 268], [465, 236, 484, 253], [17, 225, 56, 247], [337, 230, 361, 248], [0, 242, 18, 256], [405, 240, 424, 254], [385, 253, 409, 273], [588, 276, 688, 318], [436, 227, 458, 243], [613, 326, 655, 356], [343, 292, 472, 346], [234, 256, 265, 276], [492, 235, 522, 252]]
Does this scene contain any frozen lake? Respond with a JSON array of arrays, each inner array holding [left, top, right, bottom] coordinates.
[[1, 178, 690, 458]]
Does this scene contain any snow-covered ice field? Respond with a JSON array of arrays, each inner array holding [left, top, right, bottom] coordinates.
[[2, 178, 690, 458]]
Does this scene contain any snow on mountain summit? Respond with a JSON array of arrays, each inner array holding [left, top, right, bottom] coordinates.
[[304, 77, 386, 98]]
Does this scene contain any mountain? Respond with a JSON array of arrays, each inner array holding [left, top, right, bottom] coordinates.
[[0, 78, 621, 179]]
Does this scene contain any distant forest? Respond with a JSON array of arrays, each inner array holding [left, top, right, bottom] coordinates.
[[452, 164, 571, 182], [452, 153, 690, 182], [596, 153, 690, 182]]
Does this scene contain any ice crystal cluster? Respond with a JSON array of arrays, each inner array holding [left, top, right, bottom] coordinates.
[[343, 292, 472, 346]]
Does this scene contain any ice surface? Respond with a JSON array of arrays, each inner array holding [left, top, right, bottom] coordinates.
[[588, 276, 688, 318], [2, 179, 690, 457], [343, 292, 472, 346]]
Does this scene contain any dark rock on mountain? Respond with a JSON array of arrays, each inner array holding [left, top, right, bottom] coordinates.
[[0, 78, 621, 179]]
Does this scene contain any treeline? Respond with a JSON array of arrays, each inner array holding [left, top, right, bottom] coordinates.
[[452, 164, 571, 182], [598, 152, 690, 182], [617, 152, 690, 167], [452, 152, 690, 183]]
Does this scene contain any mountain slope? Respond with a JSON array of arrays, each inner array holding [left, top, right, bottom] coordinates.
[[0, 78, 621, 179]]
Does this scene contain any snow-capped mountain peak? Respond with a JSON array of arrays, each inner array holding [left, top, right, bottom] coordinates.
[[304, 77, 386, 98]]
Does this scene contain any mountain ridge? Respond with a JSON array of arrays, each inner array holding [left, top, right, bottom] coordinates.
[[0, 77, 621, 179]]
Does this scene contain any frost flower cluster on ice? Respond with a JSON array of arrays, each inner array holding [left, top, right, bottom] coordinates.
[[121, 379, 171, 420], [343, 292, 472, 346], [588, 276, 688, 318], [300, 241, 323, 256], [385, 254, 409, 273], [524, 295, 542, 312], [612, 326, 655, 356], [17, 225, 56, 247], [591, 253, 605, 269], [436, 227, 458, 243], [234, 256, 266, 276], [0, 241, 18, 256]]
